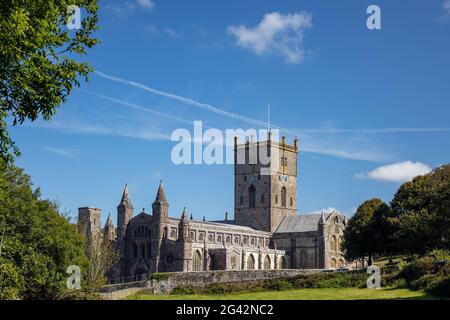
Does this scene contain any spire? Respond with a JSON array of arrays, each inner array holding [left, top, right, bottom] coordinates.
[[225, 211, 229, 222], [155, 180, 167, 202], [105, 212, 113, 228], [119, 184, 133, 209], [180, 207, 189, 222], [319, 211, 326, 224]]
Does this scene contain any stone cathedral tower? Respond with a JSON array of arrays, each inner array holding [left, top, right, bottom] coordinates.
[[234, 135, 298, 232], [117, 185, 134, 242]]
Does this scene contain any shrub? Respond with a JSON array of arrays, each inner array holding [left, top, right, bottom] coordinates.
[[171, 285, 197, 295], [428, 278, 450, 298], [410, 274, 444, 291], [263, 280, 293, 291], [150, 273, 172, 281]]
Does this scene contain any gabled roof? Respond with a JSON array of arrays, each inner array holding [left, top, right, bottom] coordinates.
[[275, 212, 333, 233]]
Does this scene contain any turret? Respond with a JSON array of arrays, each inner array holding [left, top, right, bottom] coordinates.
[[318, 211, 328, 268], [117, 184, 134, 241], [104, 213, 116, 241], [152, 180, 169, 222], [178, 207, 190, 242], [77, 207, 102, 239]]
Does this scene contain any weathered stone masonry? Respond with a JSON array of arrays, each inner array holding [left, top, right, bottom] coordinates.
[[77, 137, 349, 281]]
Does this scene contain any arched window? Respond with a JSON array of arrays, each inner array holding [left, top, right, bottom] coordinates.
[[141, 226, 144, 237], [250, 238, 256, 246], [260, 193, 265, 204], [132, 243, 138, 258], [134, 230, 137, 238], [226, 236, 231, 244], [338, 259, 345, 268], [140, 243, 145, 258], [275, 194, 278, 204], [234, 236, 240, 244], [243, 237, 248, 245], [330, 258, 337, 269], [193, 251, 202, 271], [208, 234, 214, 242], [281, 187, 287, 208], [198, 233, 204, 242], [217, 235, 222, 243], [290, 197, 293, 207], [249, 185, 256, 208], [147, 242, 151, 258], [264, 256, 271, 270], [189, 231, 195, 241], [239, 196, 244, 205], [331, 235, 337, 252], [163, 227, 168, 238], [247, 254, 255, 270], [279, 256, 287, 269], [170, 229, 177, 239]]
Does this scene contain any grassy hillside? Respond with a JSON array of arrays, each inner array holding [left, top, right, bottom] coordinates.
[[127, 287, 437, 300]]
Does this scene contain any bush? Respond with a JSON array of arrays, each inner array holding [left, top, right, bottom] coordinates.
[[150, 273, 172, 281], [171, 285, 197, 295], [410, 274, 444, 291], [428, 278, 450, 298], [263, 280, 293, 291]]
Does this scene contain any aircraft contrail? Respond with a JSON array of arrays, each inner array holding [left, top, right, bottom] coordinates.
[[94, 70, 450, 136], [95, 70, 275, 129], [80, 89, 217, 130]]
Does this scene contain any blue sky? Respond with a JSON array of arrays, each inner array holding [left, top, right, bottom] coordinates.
[[11, 0, 450, 225]]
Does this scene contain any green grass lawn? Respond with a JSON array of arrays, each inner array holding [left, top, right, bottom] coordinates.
[[127, 287, 438, 300]]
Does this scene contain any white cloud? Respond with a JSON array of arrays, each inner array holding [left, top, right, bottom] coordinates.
[[227, 11, 312, 63], [105, 0, 154, 18], [302, 207, 342, 215], [437, 0, 450, 21], [137, 0, 154, 10], [143, 25, 180, 37], [444, 0, 450, 14], [42, 147, 76, 158], [32, 120, 170, 142], [357, 161, 432, 183]]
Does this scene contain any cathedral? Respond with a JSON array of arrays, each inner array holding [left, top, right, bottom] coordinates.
[[77, 136, 349, 280]]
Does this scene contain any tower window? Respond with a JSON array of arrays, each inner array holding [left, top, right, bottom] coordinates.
[[244, 176, 247, 181], [249, 185, 256, 208], [239, 196, 244, 205], [281, 187, 287, 208], [275, 194, 278, 204], [261, 193, 265, 204], [290, 197, 293, 207]]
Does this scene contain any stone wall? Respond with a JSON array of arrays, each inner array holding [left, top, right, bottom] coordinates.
[[101, 269, 327, 298]]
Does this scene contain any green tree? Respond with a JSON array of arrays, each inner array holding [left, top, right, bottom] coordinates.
[[0, 0, 99, 163], [390, 164, 450, 255], [0, 160, 88, 299], [342, 198, 391, 266]]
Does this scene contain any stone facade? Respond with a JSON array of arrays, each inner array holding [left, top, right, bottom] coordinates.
[[77, 137, 349, 281]]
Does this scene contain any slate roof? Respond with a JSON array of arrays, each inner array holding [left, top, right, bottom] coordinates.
[[275, 212, 332, 233]]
